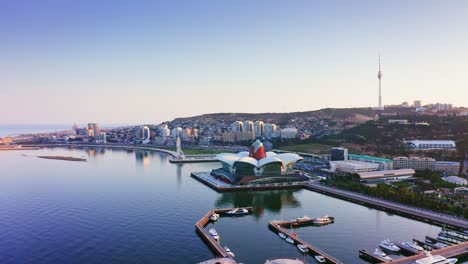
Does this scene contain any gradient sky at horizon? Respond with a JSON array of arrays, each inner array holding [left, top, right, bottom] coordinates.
[[1, 0, 467, 125]]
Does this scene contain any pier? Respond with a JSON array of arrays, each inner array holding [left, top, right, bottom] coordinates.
[[191, 172, 304, 192], [384, 241, 468, 264], [195, 208, 253, 259], [272, 216, 334, 228], [304, 182, 468, 230], [268, 220, 343, 264]]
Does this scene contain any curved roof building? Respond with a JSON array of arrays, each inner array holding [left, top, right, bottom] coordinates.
[[214, 140, 303, 184]]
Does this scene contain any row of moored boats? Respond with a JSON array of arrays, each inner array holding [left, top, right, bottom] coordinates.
[[373, 239, 458, 264]]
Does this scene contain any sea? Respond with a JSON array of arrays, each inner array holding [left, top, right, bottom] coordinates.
[[1, 147, 465, 263]]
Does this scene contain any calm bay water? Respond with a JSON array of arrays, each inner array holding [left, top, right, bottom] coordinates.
[[0, 147, 454, 263], [0, 124, 73, 137]]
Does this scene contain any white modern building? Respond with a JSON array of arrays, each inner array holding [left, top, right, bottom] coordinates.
[[231, 121, 243, 132], [404, 140, 456, 150], [393, 156, 436, 171], [135, 126, 150, 144], [329, 160, 379, 174], [242, 121, 254, 133], [264, 123, 278, 139], [171, 127, 183, 139], [358, 169, 416, 183], [253, 121, 264, 138], [280, 128, 298, 139]]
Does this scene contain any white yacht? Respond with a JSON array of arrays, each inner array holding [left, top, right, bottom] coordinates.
[[401, 241, 424, 251], [432, 242, 448, 248], [223, 246, 235, 258], [210, 213, 219, 222], [286, 236, 295, 244], [226, 208, 249, 216], [208, 227, 219, 240], [296, 216, 311, 222], [313, 217, 332, 225], [373, 248, 392, 261], [297, 244, 308, 253], [414, 252, 457, 264], [379, 239, 400, 252], [278, 232, 287, 239], [314, 255, 326, 263]]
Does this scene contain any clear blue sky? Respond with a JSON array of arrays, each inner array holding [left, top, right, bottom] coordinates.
[[1, 0, 467, 125]]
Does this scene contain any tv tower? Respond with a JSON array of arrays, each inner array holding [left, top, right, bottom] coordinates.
[[377, 53, 383, 109]]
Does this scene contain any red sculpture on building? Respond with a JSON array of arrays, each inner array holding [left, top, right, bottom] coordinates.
[[249, 140, 266, 160]]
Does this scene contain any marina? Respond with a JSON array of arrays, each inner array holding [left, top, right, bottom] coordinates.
[[3, 146, 466, 263], [387, 241, 468, 264], [195, 208, 253, 260], [268, 220, 343, 264]]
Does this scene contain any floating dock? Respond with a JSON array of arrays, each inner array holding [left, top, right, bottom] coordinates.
[[268, 220, 343, 264], [169, 155, 219, 163], [195, 207, 253, 260]]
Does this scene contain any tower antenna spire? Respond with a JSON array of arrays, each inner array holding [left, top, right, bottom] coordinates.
[[377, 51, 383, 109]]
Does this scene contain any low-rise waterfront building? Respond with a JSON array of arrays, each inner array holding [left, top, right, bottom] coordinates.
[[404, 140, 456, 150], [435, 161, 461, 175], [393, 156, 436, 171], [329, 160, 379, 174], [358, 169, 416, 183]]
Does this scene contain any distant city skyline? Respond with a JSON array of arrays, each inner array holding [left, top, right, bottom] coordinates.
[[1, 0, 468, 125]]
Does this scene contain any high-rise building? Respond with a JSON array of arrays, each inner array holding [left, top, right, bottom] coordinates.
[[135, 126, 150, 144], [242, 121, 254, 133], [159, 124, 171, 138], [253, 121, 264, 138], [264, 123, 277, 139], [231, 121, 243, 132], [96, 132, 107, 143], [171, 127, 182, 139], [88, 123, 100, 135]]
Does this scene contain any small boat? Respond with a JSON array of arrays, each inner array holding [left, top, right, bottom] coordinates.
[[373, 248, 392, 261], [278, 232, 287, 239], [401, 241, 423, 251], [296, 216, 312, 222], [224, 246, 235, 258], [379, 239, 400, 252], [208, 227, 219, 240], [297, 244, 308, 253], [210, 213, 220, 222], [286, 236, 295, 244], [432, 242, 448, 248], [313, 217, 332, 225], [314, 255, 326, 263], [226, 208, 249, 216]]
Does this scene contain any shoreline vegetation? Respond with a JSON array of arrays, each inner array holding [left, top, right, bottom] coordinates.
[[37, 155, 87, 162]]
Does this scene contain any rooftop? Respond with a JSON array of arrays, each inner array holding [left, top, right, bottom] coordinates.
[[358, 169, 416, 179], [349, 154, 392, 163]]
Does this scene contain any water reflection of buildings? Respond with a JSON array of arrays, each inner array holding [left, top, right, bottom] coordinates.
[[214, 190, 301, 217], [84, 147, 106, 157], [135, 151, 151, 167]]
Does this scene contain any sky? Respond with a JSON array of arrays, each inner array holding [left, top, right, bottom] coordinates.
[[1, 0, 467, 125]]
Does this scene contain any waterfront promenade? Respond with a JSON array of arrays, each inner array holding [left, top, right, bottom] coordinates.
[[304, 181, 468, 230]]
